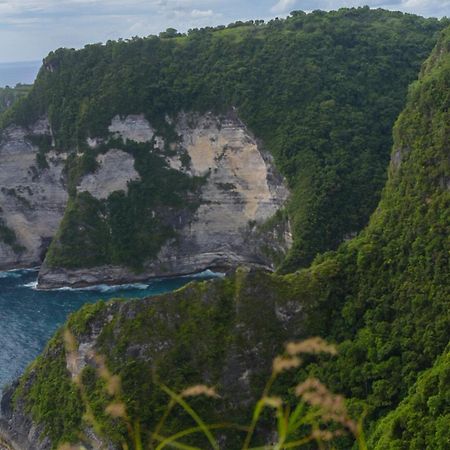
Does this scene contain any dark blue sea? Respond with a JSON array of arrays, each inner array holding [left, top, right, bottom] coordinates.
[[0, 269, 219, 390], [0, 61, 41, 87]]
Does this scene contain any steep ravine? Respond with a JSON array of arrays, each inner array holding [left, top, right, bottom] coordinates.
[[0, 112, 291, 288]]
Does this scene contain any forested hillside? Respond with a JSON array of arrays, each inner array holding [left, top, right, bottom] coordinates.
[[1, 7, 446, 272], [303, 23, 450, 445], [0, 84, 31, 115], [3, 23, 449, 450]]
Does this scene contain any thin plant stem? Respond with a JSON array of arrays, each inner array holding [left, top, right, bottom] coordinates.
[[159, 384, 220, 450], [282, 436, 315, 448], [155, 423, 248, 450], [242, 371, 277, 450], [149, 399, 176, 449], [151, 434, 201, 450]]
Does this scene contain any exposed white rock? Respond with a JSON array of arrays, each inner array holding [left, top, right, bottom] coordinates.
[[156, 112, 290, 272], [275, 301, 303, 324], [187, 113, 286, 220], [29, 117, 52, 136], [108, 114, 155, 143], [87, 137, 103, 149], [166, 156, 183, 171], [0, 122, 68, 270], [66, 311, 114, 380], [1, 112, 291, 286], [77, 149, 140, 200], [39, 112, 292, 287]]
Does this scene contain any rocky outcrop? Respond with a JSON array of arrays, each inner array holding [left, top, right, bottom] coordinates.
[[0, 119, 68, 270], [149, 112, 291, 278], [0, 381, 50, 450], [2, 268, 313, 449], [38, 112, 291, 288], [77, 149, 140, 200], [108, 114, 156, 144], [0, 112, 290, 286]]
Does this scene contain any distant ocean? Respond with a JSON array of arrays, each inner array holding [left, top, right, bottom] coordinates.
[[0, 60, 41, 87]]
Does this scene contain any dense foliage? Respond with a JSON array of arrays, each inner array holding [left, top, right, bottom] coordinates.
[[0, 84, 31, 115], [0, 217, 24, 254], [297, 24, 450, 444], [312, 22, 450, 413], [5, 14, 450, 450], [11, 268, 347, 449], [2, 7, 447, 270], [45, 140, 205, 269], [369, 347, 450, 449]]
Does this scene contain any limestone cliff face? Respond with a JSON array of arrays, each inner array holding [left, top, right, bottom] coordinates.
[[77, 149, 141, 200], [0, 112, 291, 286], [0, 119, 68, 270], [154, 112, 291, 277]]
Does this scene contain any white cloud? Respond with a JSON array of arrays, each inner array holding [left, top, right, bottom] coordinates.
[[190, 8, 214, 17], [0, 0, 448, 63], [270, 0, 297, 14], [400, 0, 450, 16]]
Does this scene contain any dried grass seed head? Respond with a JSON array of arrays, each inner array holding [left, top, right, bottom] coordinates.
[[286, 337, 337, 356], [273, 355, 302, 374], [181, 385, 220, 398], [262, 396, 283, 409], [105, 402, 127, 419], [296, 378, 358, 435]]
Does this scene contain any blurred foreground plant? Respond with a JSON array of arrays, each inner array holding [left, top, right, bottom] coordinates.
[[61, 330, 366, 450]]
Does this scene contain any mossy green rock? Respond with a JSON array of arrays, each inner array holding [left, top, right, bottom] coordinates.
[[3, 268, 333, 449]]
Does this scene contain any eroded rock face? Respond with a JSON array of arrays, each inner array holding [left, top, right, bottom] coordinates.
[[0, 381, 50, 450], [0, 119, 68, 270], [154, 112, 291, 276], [38, 112, 291, 288], [108, 114, 155, 143], [0, 118, 148, 271], [77, 149, 140, 200], [0, 112, 290, 285], [178, 112, 287, 220]]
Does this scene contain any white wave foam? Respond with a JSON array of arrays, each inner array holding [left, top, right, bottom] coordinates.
[[183, 269, 225, 279], [0, 271, 21, 279], [23, 270, 223, 292], [0, 268, 38, 279], [44, 282, 151, 293]]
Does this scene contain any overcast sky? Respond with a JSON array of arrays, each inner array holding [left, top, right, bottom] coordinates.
[[0, 0, 448, 63]]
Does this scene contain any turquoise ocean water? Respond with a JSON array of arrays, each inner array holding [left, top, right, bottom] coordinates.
[[0, 269, 218, 390]]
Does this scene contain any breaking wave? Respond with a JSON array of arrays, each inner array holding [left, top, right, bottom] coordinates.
[[22, 269, 224, 292], [0, 268, 38, 279]]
